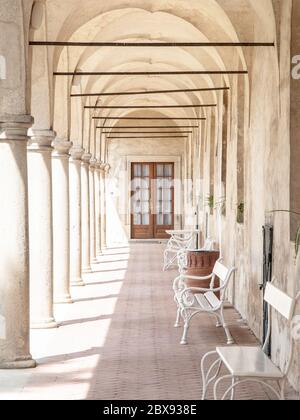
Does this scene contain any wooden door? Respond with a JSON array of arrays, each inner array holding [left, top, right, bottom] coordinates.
[[131, 163, 174, 239], [131, 163, 154, 239], [153, 163, 174, 239]]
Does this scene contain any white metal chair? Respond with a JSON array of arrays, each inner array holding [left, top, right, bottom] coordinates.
[[163, 230, 198, 271], [201, 279, 300, 400], [173, 260, 237, 345]]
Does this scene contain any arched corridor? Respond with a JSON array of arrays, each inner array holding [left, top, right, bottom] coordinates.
[[0, 0, 300, 400], [0, 243, 292, 400]]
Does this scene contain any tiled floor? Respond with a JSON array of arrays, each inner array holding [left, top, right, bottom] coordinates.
[[0, 244, 296, 400]]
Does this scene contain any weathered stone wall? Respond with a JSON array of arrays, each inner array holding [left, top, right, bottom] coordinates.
[[198, 0, 300, 390]]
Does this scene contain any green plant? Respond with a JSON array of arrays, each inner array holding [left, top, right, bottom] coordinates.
[[205, 194, 214, 211], [268, 210, 300, 258], [237, 201, 245, 224]]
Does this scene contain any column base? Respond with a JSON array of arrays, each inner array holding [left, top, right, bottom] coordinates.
[[54, 294, 73, 304], [0, 356, 36, 370], [71, 278, 85, 287], [31, 318, 58, 330], [82, 266, 92, 274]]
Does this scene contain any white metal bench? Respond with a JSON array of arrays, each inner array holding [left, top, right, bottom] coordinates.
[[163, 230, 199, 271], [201, 280, 300, 400], [173, 260, 237, 345]]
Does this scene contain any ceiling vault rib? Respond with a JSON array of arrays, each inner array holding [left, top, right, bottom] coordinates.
[[70, 87, 229, 97], [102, 131, 193, 134], [86, 105, 216, 109], [55, 71, 247, 76], [92, 117, 206, 120], [30, 41, 275, 47], [96, 126, 199, 129], [107, 136, 189, 139]]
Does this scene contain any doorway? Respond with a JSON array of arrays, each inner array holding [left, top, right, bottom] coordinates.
[[131, 163, 174, 239]]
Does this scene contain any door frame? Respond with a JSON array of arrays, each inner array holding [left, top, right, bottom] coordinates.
[[126, 156, 183, 238]]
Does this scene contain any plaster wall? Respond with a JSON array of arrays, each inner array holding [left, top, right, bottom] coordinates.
[[196, 0, 300, 390]]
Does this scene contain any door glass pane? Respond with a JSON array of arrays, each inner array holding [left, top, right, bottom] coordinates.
[[162, 189, 172, 201], [142, 201, 150, 214], [157, 187, 162, 201], [141, 189, 150, 201], [156, 164, 164, 177], [142, 178, 150, 189], [163, 201, 172, 214], [164, 214, 172, 225], [133, 178, 142, 189], [142, 214, 150, 225], [134, 201, 141, 213], [157, 213, 164, 225], [164, 164, 173, 177], [132, 164, 151, 227], [134, 214, 141, 225], [134, 190, 141, 201], [134, 164, 142, 177], [142, 165, 150, 177], [156, 200, 162, 213]]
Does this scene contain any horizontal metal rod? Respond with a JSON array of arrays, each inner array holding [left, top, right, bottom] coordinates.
[[86, 104, 216, 109], [30, 41, 275, 47], [71, 87, 229, 97], [107, 136, 188, 139], [55, 70, 247, 76], [97, 125, 199, 129], [93, 117, 206, 120], [102, 131, 192, 134]]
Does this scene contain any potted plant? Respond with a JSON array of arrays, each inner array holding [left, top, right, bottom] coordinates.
[[237, 201, 245, 224]]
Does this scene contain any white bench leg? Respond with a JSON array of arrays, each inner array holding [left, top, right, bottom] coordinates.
[[219, 307, 234, 345], [221, 378, 283, 401], [200, 351, 221, 400], [180, 321, 189, 345], [174, 307, 181, 328], [180, 309, 191, 345], [213, 374, 233, 400]]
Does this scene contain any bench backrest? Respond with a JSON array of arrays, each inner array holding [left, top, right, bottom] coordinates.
[[264, 283, 295, 321], [213, 261, 231, 286], [263, 282, 300, 380]]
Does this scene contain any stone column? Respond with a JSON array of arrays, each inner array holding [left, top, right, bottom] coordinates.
[[95, 161, 102, 258], [52, 139, 73, 304], [27, 130, 57, 330], [0, 115, 36, 368], [100, 163, 110, 250], [69, 146, 85, 286], [81, 153, 92, 273], [89, 158, 97, 264]]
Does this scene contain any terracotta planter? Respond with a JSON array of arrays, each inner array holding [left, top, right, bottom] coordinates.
[[186, 250, 220, 298]]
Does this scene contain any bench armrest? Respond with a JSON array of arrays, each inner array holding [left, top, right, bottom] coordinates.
[[181, 273, 214, 282], [180, 283, 227, 297]]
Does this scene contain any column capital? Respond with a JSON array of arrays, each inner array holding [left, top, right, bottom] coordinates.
[[102, 163, 111, 174], [0, 114, 33, 142], [82, 153, 93, 165], [94, 160, 102, 171], [28, 129, 56, 152], [52, 138, 73, 157], [89, 157, 98, 170], [70, 145, 84, 161]]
